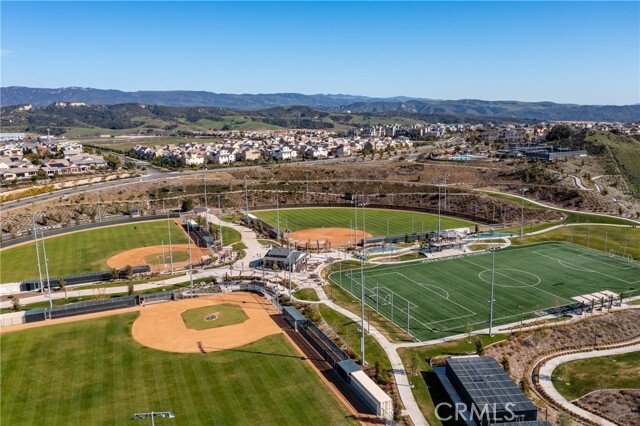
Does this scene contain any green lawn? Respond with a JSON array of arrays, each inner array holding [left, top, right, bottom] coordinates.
[[181, 304, 248, 330], [253, 207, 473, 236], [512, 225, 640, 260], [397, 334, 508, 426], [220, 226, 242, 246], [0, 313, 358, 425], [318, 304, 391, 371], [293, 288, 320, 302], [0, 221, 188, 283], [329, 242, 640, 341], [552, 351, 640, 400]]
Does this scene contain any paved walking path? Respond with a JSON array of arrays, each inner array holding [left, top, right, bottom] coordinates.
[[538, 341, 640, 426]]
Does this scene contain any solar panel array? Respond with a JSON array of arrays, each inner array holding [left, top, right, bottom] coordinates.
[[447, 357, 537, 412]]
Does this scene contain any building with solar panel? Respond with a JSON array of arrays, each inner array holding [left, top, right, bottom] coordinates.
[[434, 356, 551, 426]]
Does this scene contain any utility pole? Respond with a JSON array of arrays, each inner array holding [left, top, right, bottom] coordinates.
[[32, 214, 44, 292], [276, 190, 280, 241]]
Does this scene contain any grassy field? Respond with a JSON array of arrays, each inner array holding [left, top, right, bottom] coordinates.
[[0, 221, 188, 283], [329, 242, 640, 341], [0, 313, 357, 425], [293, 288, 320, 302], [318, 304, 391, 371], [552, 351, 640, 400], [253, 207, 473, 237], [512, 225, 640, 260], [220, 226, 242, 246], [181, 304, 248, 330]]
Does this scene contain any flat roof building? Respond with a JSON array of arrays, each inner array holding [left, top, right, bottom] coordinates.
[[434, 356, 550, 426]]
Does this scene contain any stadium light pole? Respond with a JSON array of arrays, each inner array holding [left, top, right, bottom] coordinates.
[[519, 188, 528, 243], [165, 201, 173, 274], [203, 178, 209, 231], [217, 194, 224, 249], [444, 173, 448, 212], [187, 221, 194, 292], [40, 228, 53, 317], [604, 232, 608, 253], [276, 190, 280, 241], [437, 184, 441, 238], [244, 174, 250, 220], [488, 247, 496, 337], [31, 214, 44, 292], [304, 170, 310, 203], [360, 200, 367, 365]]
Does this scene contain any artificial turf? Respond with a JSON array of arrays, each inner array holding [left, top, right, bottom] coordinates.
[[0, 221, 189, 283], [253, 207, 473, 236], [329, 242, 640, 341], [0, 313, 358, 425]]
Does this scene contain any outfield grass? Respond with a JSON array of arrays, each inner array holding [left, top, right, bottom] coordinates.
[[0, 221, 189, 283], [512, 225, 640, 260], [0, 313, 357, 425], [552, 351, 640, 400], [330, 242, 640, 341], [181, 304, 248, 330], [253, 207, 473, 236]]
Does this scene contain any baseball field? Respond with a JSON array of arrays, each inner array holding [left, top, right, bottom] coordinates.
[[0, 296, 358, 425], [329, 242, 640, 341], [0, 220, 189, 283], [253, 207, 473, 244]]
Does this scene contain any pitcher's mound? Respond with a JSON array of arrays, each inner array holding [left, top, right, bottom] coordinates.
[[289, 228, 372, 246]]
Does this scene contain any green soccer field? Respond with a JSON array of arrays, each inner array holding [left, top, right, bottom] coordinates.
[[0, 220, 188, 283], [0, 313, 357, 425], [329, 242, 640, 341], [252, 207, 473, 236]]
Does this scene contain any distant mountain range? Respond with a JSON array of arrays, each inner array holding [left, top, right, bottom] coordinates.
[[1, 86, 639, 122]]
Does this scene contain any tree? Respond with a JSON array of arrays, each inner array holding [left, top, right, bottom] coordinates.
[[465, 322, 474, 343], [181, 198, 194, 212], [519, 377, 530, 396], [475, 337, 485, 355], [58, 276, 67, 298], [546, 124, 572, 142], [501, 355, 510, 374], [111, 268, 119, 281], [128, 282, 135, 296], [125, 265, 133, 280], [7, 295, 22, 312]]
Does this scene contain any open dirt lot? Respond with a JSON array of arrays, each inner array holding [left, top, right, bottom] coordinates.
[[290, 227, 372, 246], [131, 292, 282, 353]]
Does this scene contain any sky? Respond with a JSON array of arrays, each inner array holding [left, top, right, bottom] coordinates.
[[1, 1, 639, 105]]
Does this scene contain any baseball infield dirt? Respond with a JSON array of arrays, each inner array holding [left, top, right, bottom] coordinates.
[[289, 227, 372, 246], [106, 243, 210, 272], [131, 292, 281, 353]]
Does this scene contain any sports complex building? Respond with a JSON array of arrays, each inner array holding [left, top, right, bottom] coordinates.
[[434, 356, 551, 426]]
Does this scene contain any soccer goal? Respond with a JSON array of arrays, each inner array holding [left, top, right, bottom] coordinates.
[[609, 250, 633, 262]]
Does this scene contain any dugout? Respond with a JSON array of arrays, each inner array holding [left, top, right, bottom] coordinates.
[[349, 370, 393, 420], [282, 305, 306, 331]]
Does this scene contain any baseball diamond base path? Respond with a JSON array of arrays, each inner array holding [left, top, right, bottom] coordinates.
[[107, 244, 210, 272], [132, 293, 282, 353], [290, 227, 373, 247]]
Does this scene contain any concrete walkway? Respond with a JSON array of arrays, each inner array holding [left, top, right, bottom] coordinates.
[[319, 294, 428, 426], [538, 342, 640, 426]]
